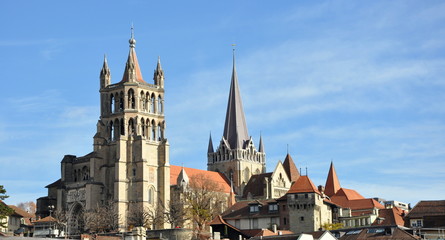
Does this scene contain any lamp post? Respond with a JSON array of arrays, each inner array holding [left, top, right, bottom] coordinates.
[[48, 205, 55, 238]]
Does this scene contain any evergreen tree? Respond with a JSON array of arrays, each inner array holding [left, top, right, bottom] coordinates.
[[0, 185, 14, 228]]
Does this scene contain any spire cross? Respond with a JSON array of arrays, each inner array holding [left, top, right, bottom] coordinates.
[[131, 23, 134, 39], [129, 24, 136, 48]]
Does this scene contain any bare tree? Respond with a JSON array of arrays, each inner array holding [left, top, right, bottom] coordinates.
[[165, 199, 188, 228], [127, 204, 152, 229], [83, 201, 120, 233], [128, 200, 164, 230], [52, 210, 68, 236], [182, 173, 227, 238], [101, 200, 120, 232], [17, 201, 36, 214]]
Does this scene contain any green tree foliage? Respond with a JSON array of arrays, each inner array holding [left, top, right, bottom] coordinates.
[[0, 185, 14, 228], [322, 222, 344, 230]]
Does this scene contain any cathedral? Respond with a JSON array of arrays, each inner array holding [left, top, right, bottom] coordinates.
[[36, 30, 299, 235]]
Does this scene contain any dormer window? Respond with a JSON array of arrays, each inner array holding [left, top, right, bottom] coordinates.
[[250, 204, 260, 213], [411, 219, 423, 227], [269, 203, 278, 212]]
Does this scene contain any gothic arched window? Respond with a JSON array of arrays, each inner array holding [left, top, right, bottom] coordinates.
[[158, 95, 163, 114], [150, 94, 156, 113], [119, 92, 124, 111], [145, 92, 150, 112], [109, 121, 114, 141], [128, 89, 135, 109], [120, 118, 125, 135], [148, 187, 154, 204], [244, 167, 250, 183], [151, 120, 156, 140], [110, 94, 115, 114], [141, 118, 146, 137], [128, 118, 135, 135]]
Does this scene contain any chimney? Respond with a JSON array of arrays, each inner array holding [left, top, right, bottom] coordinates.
[[318, 185, 325, 194], [272, 224, 277, 233]]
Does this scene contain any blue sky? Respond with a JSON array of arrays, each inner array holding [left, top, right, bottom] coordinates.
[[0, 0, 444, 206]]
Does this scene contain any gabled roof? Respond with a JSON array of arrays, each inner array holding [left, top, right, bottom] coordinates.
[[222, 51, 249, 149], [221, 199, 279, 219], [177, 167, 189, 186], [8, 205, 35, 219], [372, 207, 405, 226], [282, 154, 300, 183], [33, 216, 57, 223], [340, 198, 384, 211], [210, 215, 247, 238], [170, 165, 231, 193], [405, 200, 445, 218], [330, 188, 365, 203], [253, 229, 294, 237], [242, 172, 272, 198], [45, 179, 62, 188], [287, 176, 320, 194], [325, 161, 341, 197]]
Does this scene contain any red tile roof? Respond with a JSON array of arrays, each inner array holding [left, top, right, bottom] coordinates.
[[8, 205, 34, 218], [170, 165, 231, 193], [282, 154, 300, 183], [209, 215, 243, 235], [325, 161, 341, 197], [330, 188, 365, 206], [120, 47, 145, 83], [33, 216, 57, 223], [372, 207, 405, 226], [341, 198, 384, 211], [287, 176, 320, 194], [253, 229, 293, 237]]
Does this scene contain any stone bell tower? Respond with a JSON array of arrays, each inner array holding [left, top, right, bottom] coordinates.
[[94, 28, 170, 229]]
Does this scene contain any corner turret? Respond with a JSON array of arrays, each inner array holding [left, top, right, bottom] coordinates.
[[100, 55, 111, 89], [154, 56, 164, 87]]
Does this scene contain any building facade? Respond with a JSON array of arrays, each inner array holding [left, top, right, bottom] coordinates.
[[38, 32, 170, 234]]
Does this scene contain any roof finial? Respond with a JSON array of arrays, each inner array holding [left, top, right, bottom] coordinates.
[[129, 23, 136, 48], [287, 144, 289, 155], [232, 44, 236, 64], [131, 23, 134, 38]]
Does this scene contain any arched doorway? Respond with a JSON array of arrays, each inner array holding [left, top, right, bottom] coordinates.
[[68, 203, 84, 235]]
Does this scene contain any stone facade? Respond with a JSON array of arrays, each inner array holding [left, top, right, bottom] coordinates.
[[287, 192, 333, 233], [44, 33, 171, 234]]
